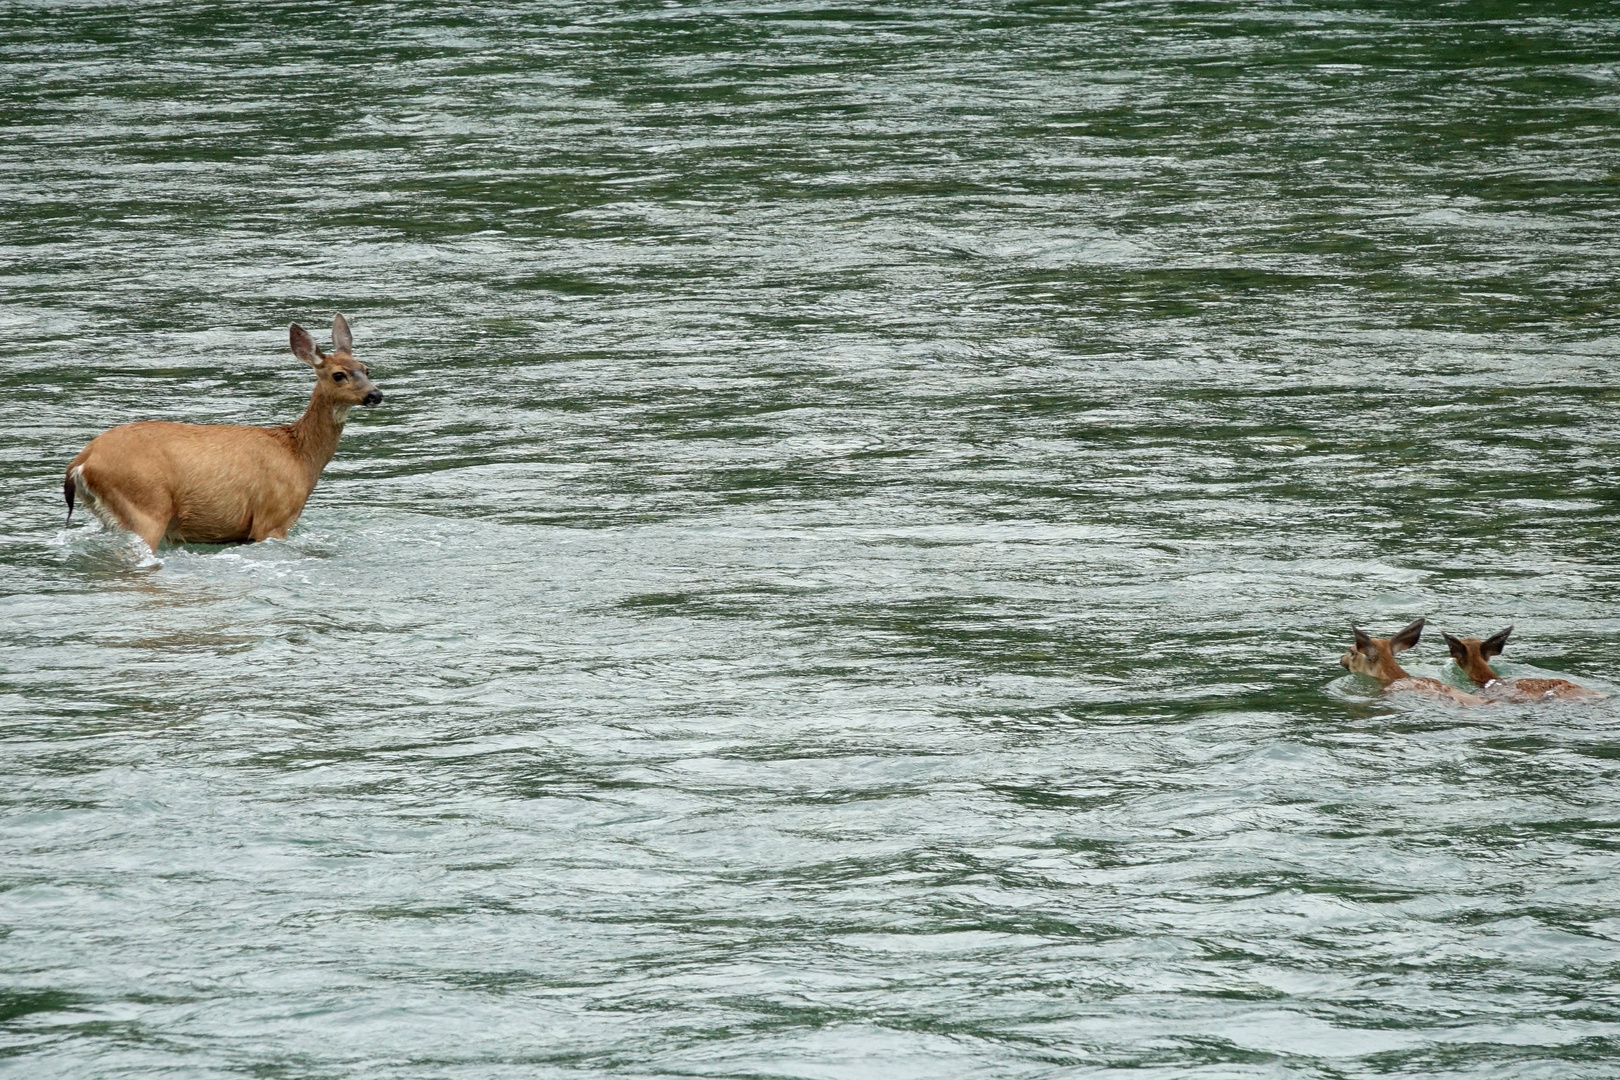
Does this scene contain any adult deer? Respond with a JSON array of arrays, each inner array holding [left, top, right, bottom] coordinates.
[[1338, 617, 1492, 705], [64, 314, 383, 553], [1441, 626, 1604, 702]]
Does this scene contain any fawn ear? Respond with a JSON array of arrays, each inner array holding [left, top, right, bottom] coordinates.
[[1483, 625, 1512, 658], [332, 313, 353, 355], [1441, 632, 1467, 661], [1389, 617, 1425, 654], [1352, 627, 1373, 652], [290, 323, 323, 367]]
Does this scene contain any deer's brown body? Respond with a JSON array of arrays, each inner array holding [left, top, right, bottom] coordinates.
[[1442, 627, 1603, 703], [1339, 618, 1491, 706], [64, 315, 382, 553]]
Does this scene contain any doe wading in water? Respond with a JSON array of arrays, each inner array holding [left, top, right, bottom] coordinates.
[[63, 314, 383, 553], [1339, 617, 1492, 706]]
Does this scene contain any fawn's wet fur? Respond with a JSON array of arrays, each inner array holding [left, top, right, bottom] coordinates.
[[1340, 617, 1491, 706]]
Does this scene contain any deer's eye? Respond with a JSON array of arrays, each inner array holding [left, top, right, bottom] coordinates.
[[332, 372, 347, 382]]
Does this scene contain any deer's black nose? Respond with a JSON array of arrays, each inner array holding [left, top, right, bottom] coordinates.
[[363, 390, 384, 406]]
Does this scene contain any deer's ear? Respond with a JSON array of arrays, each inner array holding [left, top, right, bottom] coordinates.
[[1389, 617, 1425, 654], [291, 323, 323, 367], [1441, 632, 1467, 661], [1483, 625, 1513, 658], [1352, 627, 1373, 652], [332, 313, 353, 355]]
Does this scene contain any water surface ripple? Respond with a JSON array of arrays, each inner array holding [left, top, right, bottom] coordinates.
[[3, 3, 1620, 1077]]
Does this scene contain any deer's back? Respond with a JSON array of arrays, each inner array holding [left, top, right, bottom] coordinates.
[[1386, 676, 1488, 705], [1507, 677, 1602, 702]]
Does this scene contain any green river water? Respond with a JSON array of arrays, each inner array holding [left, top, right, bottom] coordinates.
[[3, 3, 1620, 1077]]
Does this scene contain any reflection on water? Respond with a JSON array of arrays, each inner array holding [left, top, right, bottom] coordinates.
[[3, 2, 1620, 1077]]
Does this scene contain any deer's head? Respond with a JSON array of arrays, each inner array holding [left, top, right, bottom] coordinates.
[[1441, 626, 1512, 686], [291, 313, 384, 411], [1340, 617, 1426, 684]]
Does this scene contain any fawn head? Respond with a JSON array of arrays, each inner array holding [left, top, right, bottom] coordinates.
[[291, 313, 384, 408], [1441, 626, 1512, 684], [1340, 617, 1426, 683]]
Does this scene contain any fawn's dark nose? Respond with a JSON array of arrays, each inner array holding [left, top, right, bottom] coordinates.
[[363, 390, 384, 406]]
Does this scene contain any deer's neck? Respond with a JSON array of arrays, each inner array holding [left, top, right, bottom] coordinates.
[[1372, 655, 1411, 684], [287, 384, 351, 484], [1462, 654, 1500, 685]]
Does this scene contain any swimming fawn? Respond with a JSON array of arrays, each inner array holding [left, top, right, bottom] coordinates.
[[1339, 618, 1491, 705], [64, 315, 383, 553], [1441, 627, 1604, 702]]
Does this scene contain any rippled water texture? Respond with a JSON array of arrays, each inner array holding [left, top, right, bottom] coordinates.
[[4, 3, 1620, 1077]]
